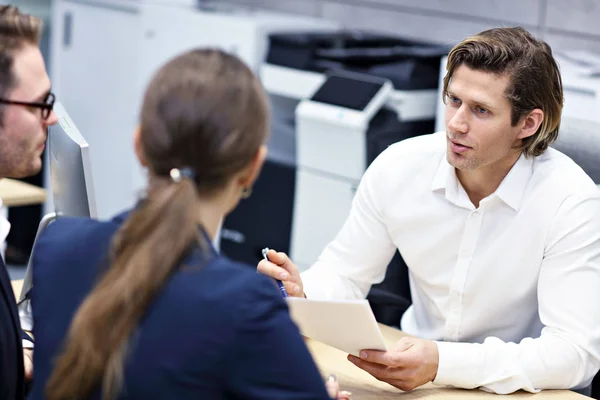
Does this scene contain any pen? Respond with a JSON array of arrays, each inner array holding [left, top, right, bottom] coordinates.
[[262, 247, 288, 298]]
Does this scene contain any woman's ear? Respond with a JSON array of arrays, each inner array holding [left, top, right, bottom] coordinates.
[[238, 145, 268, 189], [133, 126, 148, 168]]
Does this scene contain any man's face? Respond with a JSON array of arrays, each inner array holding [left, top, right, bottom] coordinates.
[[0, 43, 57, 179], [444, 65, 525, 173]]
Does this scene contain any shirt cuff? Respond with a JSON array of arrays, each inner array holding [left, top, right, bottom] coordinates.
[[22, 339, 34, 349], [300, 269, 326, 300], [433, 341, 482, 389]]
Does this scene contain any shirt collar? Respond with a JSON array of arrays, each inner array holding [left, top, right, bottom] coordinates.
[[431, 152, 534, 212], [0, 196, 11, 245], [431, 154, 452, 193], [431, 155, 473, 209], [493, 153, 534, 211]]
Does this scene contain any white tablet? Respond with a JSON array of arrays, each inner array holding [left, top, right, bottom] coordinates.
[[286, 297, 387, 357]]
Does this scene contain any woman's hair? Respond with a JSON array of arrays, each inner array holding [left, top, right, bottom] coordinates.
[[443, 27, 563, 157], [45, 48, 270, 400]]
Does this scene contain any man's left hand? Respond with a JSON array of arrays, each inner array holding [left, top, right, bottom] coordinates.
[[347, 337, 439, 391]]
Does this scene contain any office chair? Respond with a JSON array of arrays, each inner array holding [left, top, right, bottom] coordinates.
[[552, 116, 600, 399], [366, 251, 412, 327], [553, 117, 600, 183]]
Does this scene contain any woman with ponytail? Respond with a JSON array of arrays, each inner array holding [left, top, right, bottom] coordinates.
[[28, 49, 349, 400]]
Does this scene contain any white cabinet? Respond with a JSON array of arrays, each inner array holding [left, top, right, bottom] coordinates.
[[291, 168, 357, 270], [51, 0, 140, 219]]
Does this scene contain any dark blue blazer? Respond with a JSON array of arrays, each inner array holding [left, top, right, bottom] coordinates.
[[30, 212, 331, 399], [0, 255, 26, 400]]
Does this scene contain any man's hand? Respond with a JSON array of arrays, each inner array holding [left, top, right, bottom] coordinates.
[[256, 249, 305, 297], [347, 337, 438, 392], [23, 348, 33, 381]]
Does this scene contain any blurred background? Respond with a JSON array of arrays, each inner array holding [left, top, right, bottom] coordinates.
[[4, 0, 600, 279]]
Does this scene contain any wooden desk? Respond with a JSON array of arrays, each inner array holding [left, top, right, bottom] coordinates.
[[0, 178, 46, 207], [307, 323, 589, 399]]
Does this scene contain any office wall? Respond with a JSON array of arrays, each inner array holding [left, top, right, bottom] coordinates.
[[224, 0, 600, 54]]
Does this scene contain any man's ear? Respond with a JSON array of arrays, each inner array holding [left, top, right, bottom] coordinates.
[[517, 109, 544, 140], [238, 145, 268, 189], [133, 126, 148, 167]]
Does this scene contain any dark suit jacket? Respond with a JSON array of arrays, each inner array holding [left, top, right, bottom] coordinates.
[[0, 254, 26, 400], [29, 212, 331, 399]]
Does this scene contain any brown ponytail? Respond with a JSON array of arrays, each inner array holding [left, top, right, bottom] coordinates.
[[45, 178, 204, 400]]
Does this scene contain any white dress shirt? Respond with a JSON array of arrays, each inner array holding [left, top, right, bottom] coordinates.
[[0, 197, 33, 349], [0, 199, 11, 256], [301, 132, 600, 393]]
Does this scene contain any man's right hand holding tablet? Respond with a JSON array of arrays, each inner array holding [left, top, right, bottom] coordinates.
[[257, 249, 305, 297]]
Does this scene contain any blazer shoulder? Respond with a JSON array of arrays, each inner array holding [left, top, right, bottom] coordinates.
[[39, 216, 119, 242], [32, 216, 120, 281], [35, 209, 130, 249], [216, 257, 290, 328], [180, 254, 285, 309]]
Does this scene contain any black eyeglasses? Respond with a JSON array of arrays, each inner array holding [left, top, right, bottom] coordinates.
[[0, 91, 55, 120]]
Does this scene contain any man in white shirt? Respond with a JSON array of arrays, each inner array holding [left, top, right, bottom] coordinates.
[[258, 27, 600, 394], [0, 5, 58, 398]]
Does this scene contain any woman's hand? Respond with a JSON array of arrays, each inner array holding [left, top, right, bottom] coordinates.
[[325, 374, 352, 399]]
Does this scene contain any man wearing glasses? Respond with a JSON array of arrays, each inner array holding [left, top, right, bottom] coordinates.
[[0, 5, 57, 399]]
